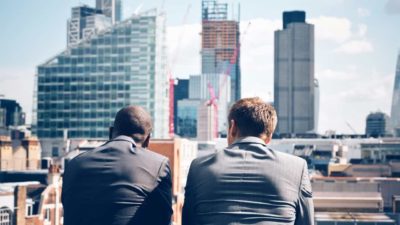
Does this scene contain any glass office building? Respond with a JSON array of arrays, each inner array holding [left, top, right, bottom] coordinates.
[[35, 9, 169, 142]]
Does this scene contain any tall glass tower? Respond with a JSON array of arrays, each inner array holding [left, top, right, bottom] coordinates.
[[390, 52, 400, 134], [35, 9, 169, 155], [274, 11, 316, 136]]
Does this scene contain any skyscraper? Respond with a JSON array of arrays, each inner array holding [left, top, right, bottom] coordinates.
[[174, 79, 189, 133], [365, 112, 390, 138], [35, 9, 169, 154], [0, 99, 25, 128], [67, 5, 112, 47], [201, 0, 240, 102], [390, 52, 400, 134], [96, 0, 122, 24], [274, 11, 316, 136]]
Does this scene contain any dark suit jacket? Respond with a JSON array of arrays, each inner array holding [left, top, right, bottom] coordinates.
[[62, 135, 173, 225], [183, 137, 314, 225]]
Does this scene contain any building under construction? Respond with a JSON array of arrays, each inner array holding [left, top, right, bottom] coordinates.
[[201, 0, 241, 102]]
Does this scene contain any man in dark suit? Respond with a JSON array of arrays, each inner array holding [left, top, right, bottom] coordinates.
[[62, 106, 172, 225], [183, 97, 314, 225]]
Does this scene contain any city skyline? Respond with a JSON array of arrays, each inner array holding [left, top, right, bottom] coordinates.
[[0, 0, 399, 134]]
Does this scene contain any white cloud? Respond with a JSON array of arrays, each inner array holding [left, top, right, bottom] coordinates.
[[317, 68, 359, 81], [167, 24, 201, 76], [309, 16, 352, 43], [334, 40, 374, 54], [357, 8, 370, 17], [357, 24, 368, 37]]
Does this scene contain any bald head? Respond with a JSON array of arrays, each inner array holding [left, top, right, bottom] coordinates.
[[111, 106, 153, 145]]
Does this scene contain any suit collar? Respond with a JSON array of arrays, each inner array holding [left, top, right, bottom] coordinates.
[[232, 136, 267, 146], [112, 135, 137, 147]]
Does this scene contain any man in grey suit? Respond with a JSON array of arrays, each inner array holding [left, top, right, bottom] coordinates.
[[183, 97, 314, 225], [62, 106, 172, 225]]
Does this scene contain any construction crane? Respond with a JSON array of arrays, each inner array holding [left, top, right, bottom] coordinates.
[[345, 121, 357, 134], [167, 4, 192, 137], [207, 82, 219, 138], [205, 21, 251, 137]]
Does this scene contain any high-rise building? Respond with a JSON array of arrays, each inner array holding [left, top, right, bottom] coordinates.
[[390, 52, 400, 134], [197, 100, 217, 141], [366, 112, 390, 138], [176, 99, 200, 138], [35, 9, 169, 154], [96, 0, 122, 24], [186, 74, 230, 136], [174, 79, 189, 133], [274, 11, 316, 136], [67, 5, 112, 47], [0, 99, 25, 128], [201, 0, 240, 102]]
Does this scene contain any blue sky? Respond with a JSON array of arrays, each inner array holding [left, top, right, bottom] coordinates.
[[0, 0, 399, 134]]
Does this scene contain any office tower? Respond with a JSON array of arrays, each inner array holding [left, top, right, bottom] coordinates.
[[274, 11, 316, 136], [176, 99, 200, 138], [174, 79, 189, 133], [67, 5, 112, 46], [201, 0, 241, 102], [0, 99, 25, 128], [35, 9, 169, 154], [365, 112, 390, 138], [187, 74, 230, 136], [390, 52, 400, 135], [197, 100, 217, 141], [96, 0, 122, 24]]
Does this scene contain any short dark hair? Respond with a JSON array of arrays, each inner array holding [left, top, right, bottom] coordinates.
[[113, 106, 152, 143], [228, 97, 277, 138]]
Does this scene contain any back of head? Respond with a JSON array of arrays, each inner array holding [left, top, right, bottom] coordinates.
[[113, 106, 152, 144], [228, 97, 277, 139]]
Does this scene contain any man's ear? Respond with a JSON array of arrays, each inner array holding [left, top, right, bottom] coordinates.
[[229, 120, 238, 137], [109, 127, 114, 140], [142, 134, 151, 148]]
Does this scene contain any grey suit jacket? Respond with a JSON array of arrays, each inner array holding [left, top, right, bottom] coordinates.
[[183, 137, 314, 225], [62, 135, 173, 225]]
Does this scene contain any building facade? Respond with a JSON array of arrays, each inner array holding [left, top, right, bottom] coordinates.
[[35, 9, 169, 155], [173, 79, 189, 134], [176, 99, 200, 138], [96, 0, 122, 24], [201, 0, 240, 102], [0, 99, 25, 128], [390, 52, 400, 135], [274, 11, 316, 136], [67, 5, 111, 47], [365, 112, 390, 137]]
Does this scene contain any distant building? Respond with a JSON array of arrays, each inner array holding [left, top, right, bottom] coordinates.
[[201, 0, 241, 102], [365, 112, 390, 137], [148, 138, 198, 225], [0, 99, 25, 128], [0, 165, 63, 225], [360, 138, 400, 163], [185, 74, 230, 138], [197, 101, 217, 141], [176, 99, 200, 138], [274, 11, 316, 136], [96, 0, 122, 24], [67, 5, 111, 47], [174, 79, 189, 133], [35, 9, 169, 155], [390, 52, 400, 135]]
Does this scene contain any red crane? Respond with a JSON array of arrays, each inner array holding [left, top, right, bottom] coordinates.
[[207, 82, 219, 138], [206, 22, 251, 138]]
